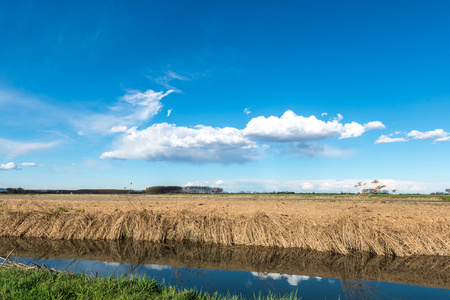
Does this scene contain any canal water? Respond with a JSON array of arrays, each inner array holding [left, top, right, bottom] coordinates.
[[1, 238, 449, 299]]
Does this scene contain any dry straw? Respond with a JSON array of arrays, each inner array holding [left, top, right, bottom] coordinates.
[[0, 194, 449, 257]]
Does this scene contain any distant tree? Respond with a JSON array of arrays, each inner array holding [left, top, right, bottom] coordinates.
[[145, 186, 183, 194]]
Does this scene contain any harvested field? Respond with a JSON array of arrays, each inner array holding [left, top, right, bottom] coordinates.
[[0, 194, 449, 257]]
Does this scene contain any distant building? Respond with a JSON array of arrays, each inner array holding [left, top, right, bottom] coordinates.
[[445, 189, 450, 195], [183, 186, 223, 194], [362, 189, 389, 194]]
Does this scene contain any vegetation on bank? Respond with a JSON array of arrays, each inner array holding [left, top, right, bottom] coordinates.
[[1, 186, 449, 198], [363, 193, 450, 201], [0, 185, 224, 195], [0, 267, 297, 300]]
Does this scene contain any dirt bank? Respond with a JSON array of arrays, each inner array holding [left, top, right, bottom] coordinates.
[[0, 194, 449, 256]]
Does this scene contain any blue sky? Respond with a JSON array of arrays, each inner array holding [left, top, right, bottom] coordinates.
[[1, 0, 450, 193]]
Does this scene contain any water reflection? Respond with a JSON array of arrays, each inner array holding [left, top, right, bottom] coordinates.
[[1, 237, 449, 299]]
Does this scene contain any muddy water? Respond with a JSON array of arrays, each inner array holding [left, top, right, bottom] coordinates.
[[1, 237, 449, 299]]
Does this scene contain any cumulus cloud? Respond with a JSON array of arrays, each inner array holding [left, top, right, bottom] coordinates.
[[75, 89, 173, 134], [0, 138, 58, 158], [100, 110, 384, 163], [0, 162, 40, 170], [244, 111, 339, 142], [301, 182, 314, 190], [243, 111, 384, 142], [0, 162, 21, 170], [340, 122, 366, 138], [363, 121, 386, 130], [407, 129, 448, 140], [100, 123, 258, 163], [376, 129, 450, 144], [374, 135, 408, 144], [215, 179, 224, 185], [435, 136, 450, 142]]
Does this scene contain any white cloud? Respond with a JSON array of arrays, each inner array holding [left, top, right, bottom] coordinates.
[[167, 109, 173, 117], [321, 112, 327, 117], [375, 135, 408, 144], [75, 89, 173, 134], [376, 129, 450, 144], [251, 272, 281, 280], [243, 111, 384, 142], [100, 123, 258, 163], [152, 70, 190, 92], [120, 89, 172, 120], [435, 136, 450, 142], [0, 162, 39, 171], [19, 162, 37, 167], [102, 262, 121, 267], [244, 108, 251, 115], [243, 111, 340, 142], [0, 138, 58, 158], [407, 129, 448, 140], [340, 122, 365, 138], [144, 264, 170, 271], [301, 182, 314, 190], [363, 121, 386, 130], [183, 180, 224, 187], [251, 272, 311, 286], [0, 162, 21, 170], [100, 110, 384, 163], [110, 125, 128, 133], [287, 275, 311, 286]]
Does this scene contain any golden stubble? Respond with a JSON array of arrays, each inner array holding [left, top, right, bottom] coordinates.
[[0, 194, 448, 257]]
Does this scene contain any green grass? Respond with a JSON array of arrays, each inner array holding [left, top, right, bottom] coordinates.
[[437, 195, 450, 201], [364, 194, 450, 201], [54, 207, 69, 213], [0, 267, 298, 300]]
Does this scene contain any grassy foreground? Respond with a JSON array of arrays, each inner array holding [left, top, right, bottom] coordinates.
[[0, 267, 295, 300]]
